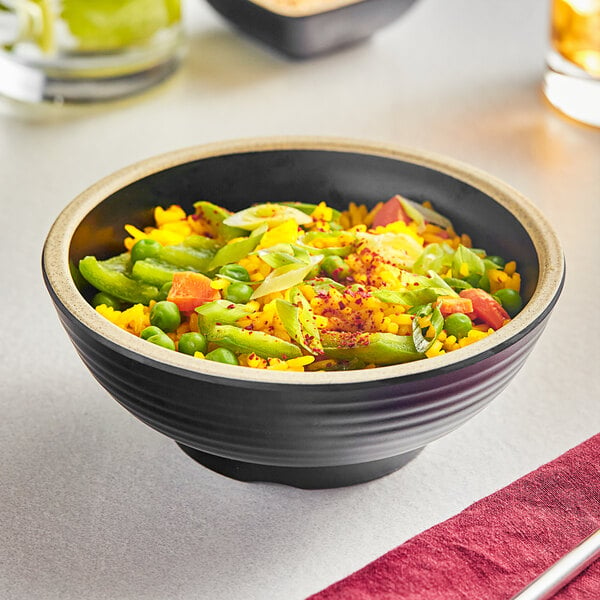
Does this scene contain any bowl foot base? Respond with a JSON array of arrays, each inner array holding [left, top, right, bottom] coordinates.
[[176, 444, 423, 489]]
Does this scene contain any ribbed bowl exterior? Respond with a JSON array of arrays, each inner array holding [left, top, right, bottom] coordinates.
[[50, 289, 546, 468]]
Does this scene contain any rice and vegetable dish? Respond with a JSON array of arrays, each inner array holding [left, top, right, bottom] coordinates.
[[78, 196, 523, 372]]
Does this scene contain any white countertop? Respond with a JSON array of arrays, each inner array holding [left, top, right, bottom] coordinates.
[[1, 1, 599, 599]]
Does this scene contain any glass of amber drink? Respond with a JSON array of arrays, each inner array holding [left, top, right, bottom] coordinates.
[[0, 0, 183, 103], [544, 0, 600, 126]]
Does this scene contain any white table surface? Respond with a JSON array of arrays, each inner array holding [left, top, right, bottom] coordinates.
[[1, 1, 599, 599]]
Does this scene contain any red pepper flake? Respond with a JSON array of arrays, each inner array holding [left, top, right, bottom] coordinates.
[[361, 332, 370, 345], [281, 354, 288, 360], [227, 304, 235, 309], [338, 301, 346, 310]]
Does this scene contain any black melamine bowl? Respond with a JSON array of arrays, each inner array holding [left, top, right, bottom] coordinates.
[[205, 0, 419, 58], [42, 138, 565, 489]]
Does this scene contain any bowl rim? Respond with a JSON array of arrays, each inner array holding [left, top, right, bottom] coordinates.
[[42, 136, 565, 386]]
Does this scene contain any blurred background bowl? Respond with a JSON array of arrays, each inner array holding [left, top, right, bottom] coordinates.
[[42, 137, 565, 489], [204, 0, 420, 58]]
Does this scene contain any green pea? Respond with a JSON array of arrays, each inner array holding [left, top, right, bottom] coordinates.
[[494, 288, 523, 317], [224, 282, 253, 304], [131, 239, 162, 263], [150, 300, 181, 333], [486, 255, 506, 268], [140, 325, 164, 340], [444, 313, 473, 339], [178, 332, 208, 356], [91, 291, 122, 309], [218, 264, 251, 282], [157, 281, 173, 301], [205, 347, 239, 365], [146, 333, 175, 351]]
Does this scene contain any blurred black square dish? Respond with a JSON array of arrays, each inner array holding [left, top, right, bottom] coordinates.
[[204, 0, 420, 58]]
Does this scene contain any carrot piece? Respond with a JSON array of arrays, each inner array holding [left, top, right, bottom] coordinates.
[[436, 296, 474, 317], [459, 288, 510, 330], [167, 272, 221, 314]]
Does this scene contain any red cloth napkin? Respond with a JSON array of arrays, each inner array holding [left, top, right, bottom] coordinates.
[[308, 434, 600, 600]]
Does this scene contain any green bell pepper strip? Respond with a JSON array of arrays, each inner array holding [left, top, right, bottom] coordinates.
[[158, 244, 214, 273], [206, 325, 302, 360], [70, 259, 90, 291], [322, 332, 423, 366], [101, 252, 131, 272], [208, 232, 264, 271], [374, 287, 440, 307], [275, 300, 305, 351], [411, 304, 444, 353], [183, 235, 221, 252], [195, 300, 253, 333], [290, 288, 323, 351], [131, 257, 191, 287], [194, 201, 252, 241], [79, 255, 159, 304], [275, 291, 323, 355]]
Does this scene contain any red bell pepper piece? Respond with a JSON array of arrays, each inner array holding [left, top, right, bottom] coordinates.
[[373, 195, 411, 228], [459, 288, 510, 330], [167, 272, 221, 314]]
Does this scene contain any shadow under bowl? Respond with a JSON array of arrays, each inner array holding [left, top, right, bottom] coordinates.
[[42, 137, 565, 488]]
